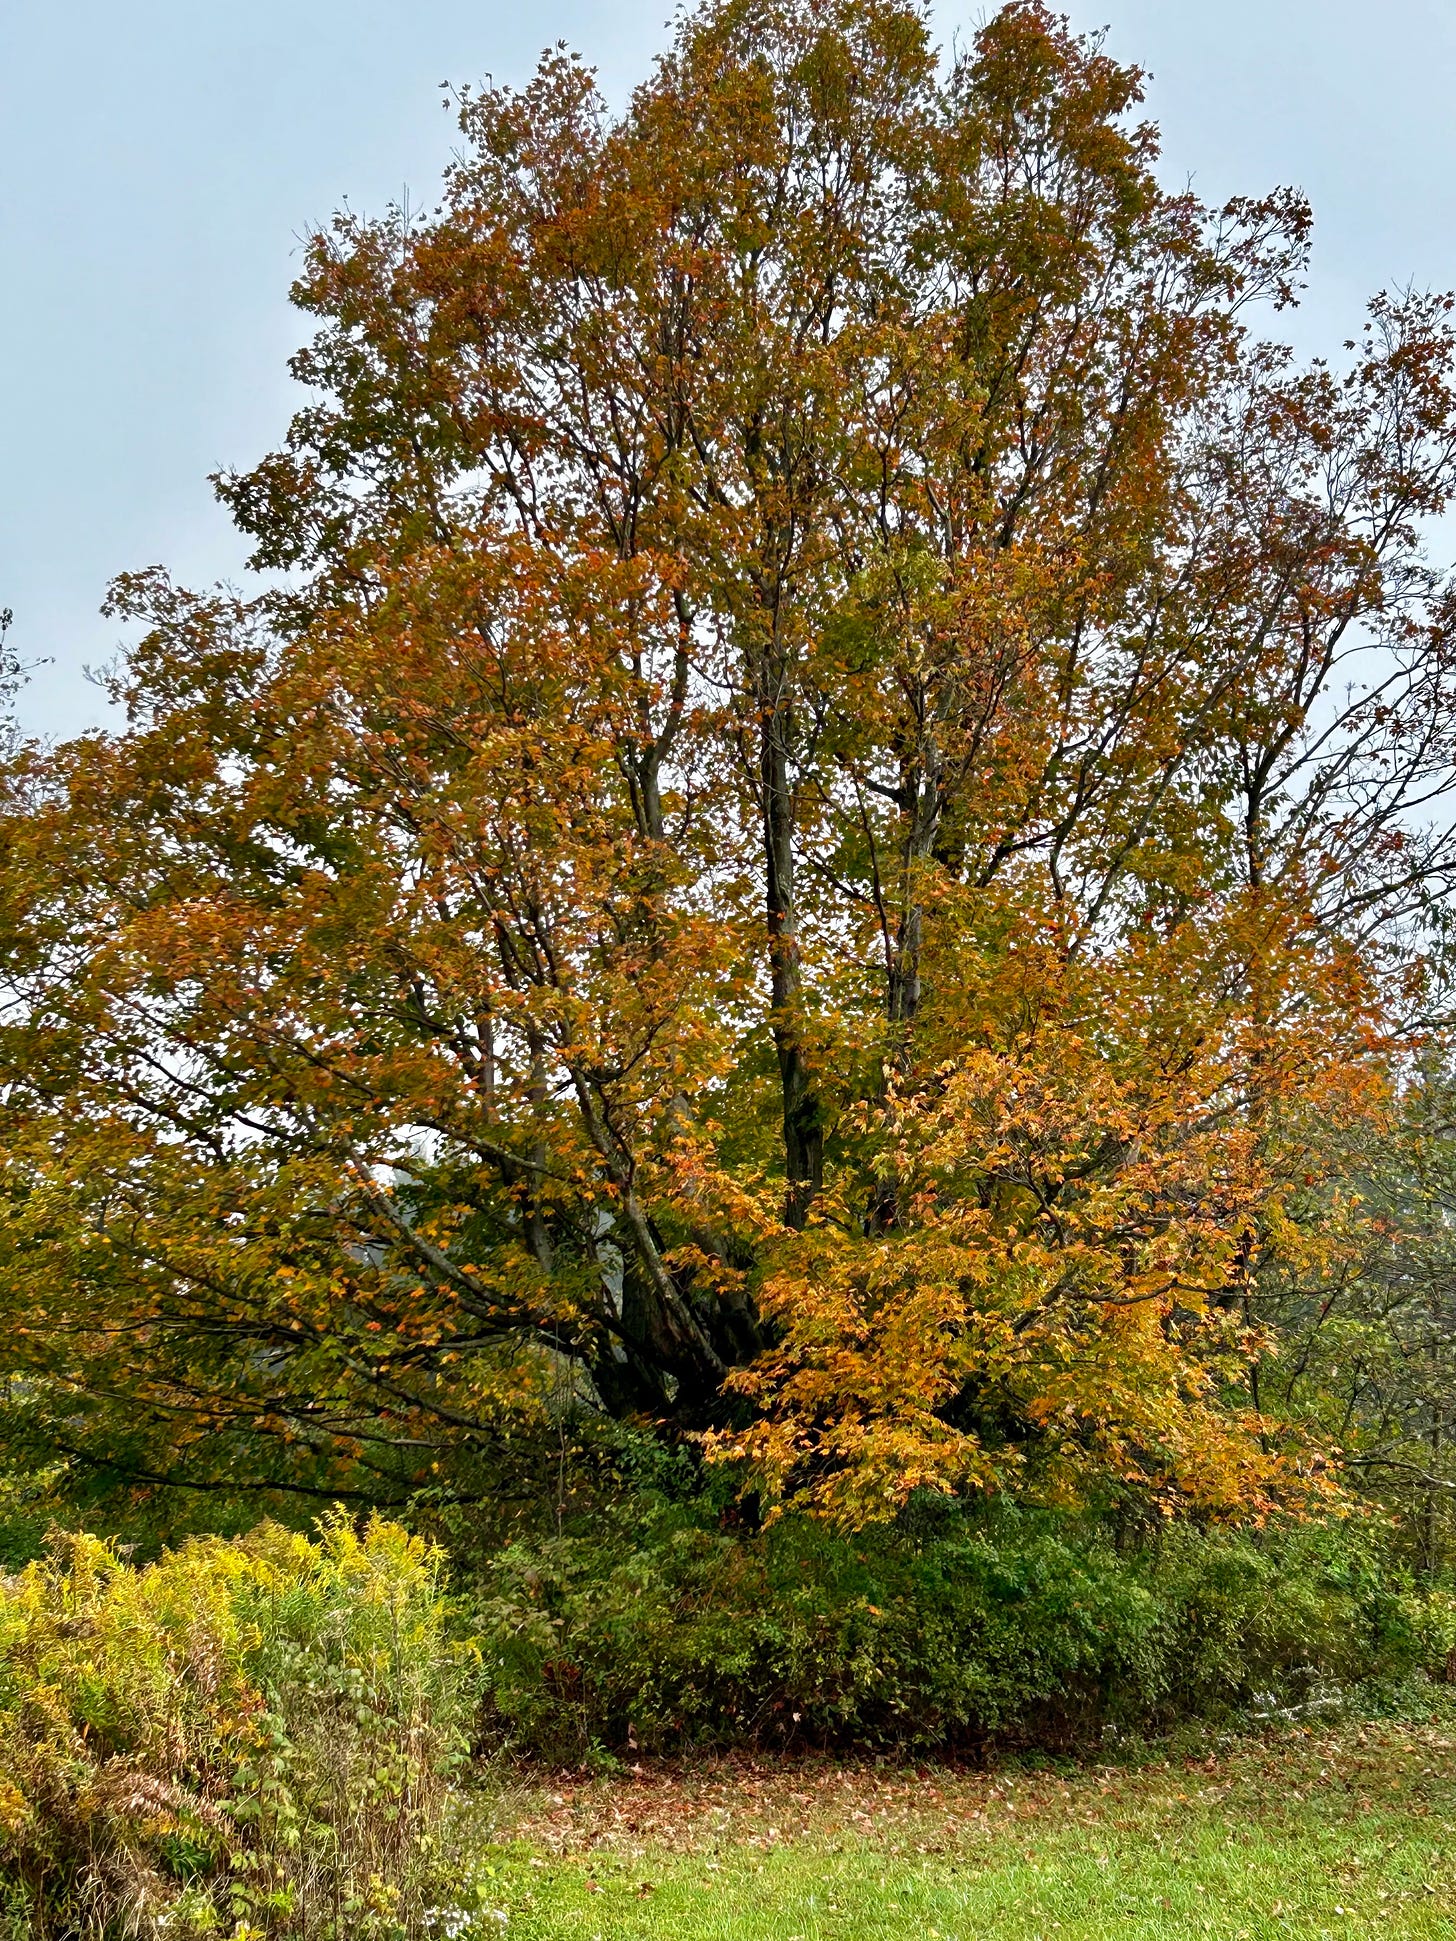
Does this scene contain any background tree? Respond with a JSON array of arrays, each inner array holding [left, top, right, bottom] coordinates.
[[1255, 1048, 1456, 1575], [6, 0, 1456, 1527]]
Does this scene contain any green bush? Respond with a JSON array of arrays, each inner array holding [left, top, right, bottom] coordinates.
[[0, 1514, 477, 1939], [470, 1500, 1456, 1758]]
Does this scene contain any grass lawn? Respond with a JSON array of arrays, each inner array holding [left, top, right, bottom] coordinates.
[[480, 1717, 1456, 1939]]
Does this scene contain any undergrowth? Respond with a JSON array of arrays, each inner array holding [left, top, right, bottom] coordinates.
[[468, 1494, 1456, 1758]]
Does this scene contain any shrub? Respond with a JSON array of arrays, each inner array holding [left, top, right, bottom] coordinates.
[[470, 1500, 1456, 1758], [0, 1514, 476, 1939]]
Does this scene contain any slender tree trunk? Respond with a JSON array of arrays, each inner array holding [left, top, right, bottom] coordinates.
[[871, 759, 941, 1232], [761, 685, 821, 1227]]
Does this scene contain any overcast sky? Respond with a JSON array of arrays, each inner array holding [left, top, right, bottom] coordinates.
[[5, 1, 1455, 738]]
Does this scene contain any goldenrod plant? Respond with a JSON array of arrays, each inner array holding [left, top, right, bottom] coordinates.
[[0, 1515, 475, 1939]]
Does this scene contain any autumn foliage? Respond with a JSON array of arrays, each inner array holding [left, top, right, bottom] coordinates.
[[6, 0, 1456, 1526]]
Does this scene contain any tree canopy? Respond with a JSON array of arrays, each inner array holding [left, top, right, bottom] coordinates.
[[6, 0, 1456, 1530]]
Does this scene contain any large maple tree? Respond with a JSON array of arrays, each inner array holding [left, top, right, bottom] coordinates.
[[6, 0, 1456, 1523]]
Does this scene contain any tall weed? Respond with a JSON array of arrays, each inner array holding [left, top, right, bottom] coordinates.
[[0, 1514, 475, 1938]]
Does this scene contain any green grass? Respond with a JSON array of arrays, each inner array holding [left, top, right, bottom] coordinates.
[[480, 1719, 1456, 1939]]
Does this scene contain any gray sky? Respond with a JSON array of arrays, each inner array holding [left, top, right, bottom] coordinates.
[[4, 1, 1454, 739]]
